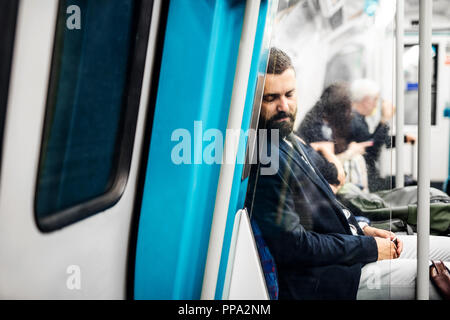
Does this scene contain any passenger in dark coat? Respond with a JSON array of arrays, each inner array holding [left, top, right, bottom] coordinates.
[[247, 48, 400, 300], [348, 79, 392, 191]]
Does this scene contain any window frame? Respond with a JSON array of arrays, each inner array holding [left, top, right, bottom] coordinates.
[[0, 1, 20, 176], [34, 0, 155, 232]]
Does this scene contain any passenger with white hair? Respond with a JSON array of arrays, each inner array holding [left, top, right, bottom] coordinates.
[[351, 79, 384, 114], [349, 78, 414, 192]]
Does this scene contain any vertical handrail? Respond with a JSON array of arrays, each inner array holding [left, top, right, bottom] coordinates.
[[417, 0, 432, 300], [396, 0, 405, 188], [201, 0, 261, 300]]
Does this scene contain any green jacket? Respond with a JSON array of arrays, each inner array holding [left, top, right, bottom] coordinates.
[[337, 183, 450, 236]]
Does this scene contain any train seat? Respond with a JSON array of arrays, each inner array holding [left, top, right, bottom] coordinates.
[[250, 218, 279, 300]]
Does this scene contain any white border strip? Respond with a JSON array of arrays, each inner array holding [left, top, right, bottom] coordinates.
[[221, 209, 243, 299]]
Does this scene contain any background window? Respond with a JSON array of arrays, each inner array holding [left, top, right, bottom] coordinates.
[[404, 44, 438, 125]]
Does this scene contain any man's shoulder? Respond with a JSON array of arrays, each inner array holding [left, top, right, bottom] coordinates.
[[291, 134, 306, 145]]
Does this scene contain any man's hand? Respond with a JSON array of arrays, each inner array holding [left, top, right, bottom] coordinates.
[[310, 141, 335, 155], [365, 226, 403, 259], [375, 237, 399, 260], [347, 141, 373, 156], [405, 134, 416, 145], [363, 226, 393, 238], [381, 100, 395, 123]]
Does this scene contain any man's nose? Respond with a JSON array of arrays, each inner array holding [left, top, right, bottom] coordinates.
[[277, 96, 289, 113]]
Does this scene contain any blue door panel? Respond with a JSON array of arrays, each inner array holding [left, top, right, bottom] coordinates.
[[134, 0, 247, 300]]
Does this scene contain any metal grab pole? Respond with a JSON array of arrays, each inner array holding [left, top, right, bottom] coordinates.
[[417, 0, 432, 300], [396, 0, 405, 188]]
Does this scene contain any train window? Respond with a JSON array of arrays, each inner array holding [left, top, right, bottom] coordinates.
[[35, 0, 152, 232], [0, 1, 19, 175], [404, 44, 438, 125]]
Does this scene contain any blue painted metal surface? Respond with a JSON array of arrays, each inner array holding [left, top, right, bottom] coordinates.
[[134, 0, 248, 300], [214, 0, 273, 299], [443, 106, 450, 118]]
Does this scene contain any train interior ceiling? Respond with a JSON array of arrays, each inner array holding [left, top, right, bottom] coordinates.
[[0, 0, 449, 300]]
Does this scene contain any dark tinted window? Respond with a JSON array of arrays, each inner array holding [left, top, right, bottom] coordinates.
[[36, 0, 152, 231], [0, 1, 19, 173]]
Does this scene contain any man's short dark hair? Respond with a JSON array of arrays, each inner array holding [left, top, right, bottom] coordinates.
[[267, 47, 293, 75]]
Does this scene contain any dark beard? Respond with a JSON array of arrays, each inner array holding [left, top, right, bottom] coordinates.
[[263, 111, 295, 139]]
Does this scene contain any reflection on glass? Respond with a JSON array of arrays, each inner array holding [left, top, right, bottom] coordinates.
[[246, 0, 450, 302], [245, 0, 401, 300]]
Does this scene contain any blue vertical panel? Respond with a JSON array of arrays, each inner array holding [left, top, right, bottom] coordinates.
[[134, 0, 245, 299], [214, 0, 270, 299]]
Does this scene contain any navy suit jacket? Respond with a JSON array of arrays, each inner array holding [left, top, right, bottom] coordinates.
[[247, 133, 378, 300]]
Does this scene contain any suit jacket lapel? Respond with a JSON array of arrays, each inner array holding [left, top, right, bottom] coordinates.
[[279, 139, 327, 193], [277, 136, 354, 235], [282, 135, 344, 209]]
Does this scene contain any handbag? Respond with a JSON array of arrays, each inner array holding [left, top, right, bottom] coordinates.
[[430, 260, 450, 300]]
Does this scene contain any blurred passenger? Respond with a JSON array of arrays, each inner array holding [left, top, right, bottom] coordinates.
[[298, 82, 373, 191], [349, 79, 416, 191], [247, 47, 450, 300], [297, 83, 450, 237], [298, 82, 352, 154]]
